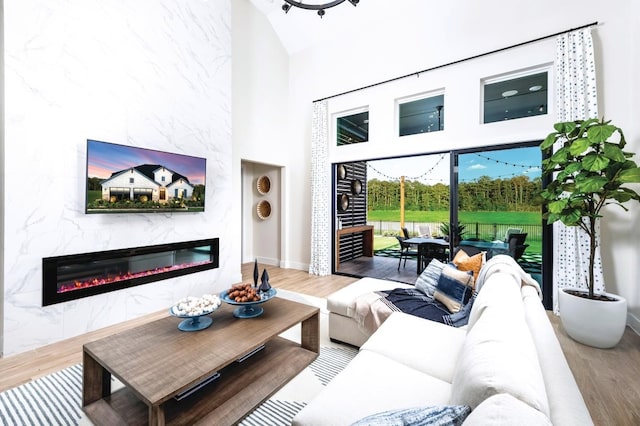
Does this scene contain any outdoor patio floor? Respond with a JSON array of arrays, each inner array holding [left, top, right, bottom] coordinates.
[[337, 249, 542, 286]]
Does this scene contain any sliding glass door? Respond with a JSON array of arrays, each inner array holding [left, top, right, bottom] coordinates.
[[452, 143, 550, 305], [333, 142, 551, 307]]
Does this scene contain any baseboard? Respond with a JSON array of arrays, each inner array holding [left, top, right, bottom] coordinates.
[[281, 260, 309, 271], [255, 256, 279, 266], [628, 312, 640, 336]]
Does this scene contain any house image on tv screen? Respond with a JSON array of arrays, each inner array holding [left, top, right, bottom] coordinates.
[[101, 164, 194, 203]]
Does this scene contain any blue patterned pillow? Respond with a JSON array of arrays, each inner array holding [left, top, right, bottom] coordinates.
[[415, 259, 446, 297], [434, 264, 474, 313], [351, 405, 471, 426]]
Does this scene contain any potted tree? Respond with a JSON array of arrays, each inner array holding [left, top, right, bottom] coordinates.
[[540, 118, 640, 348], [440, 221, 466, 246]]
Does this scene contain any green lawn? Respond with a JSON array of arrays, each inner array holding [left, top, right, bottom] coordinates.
[[367, 210, 541, 225], [375, 235, 399, 251], [370, 210, 543, 255], [87, 190, 102, 203]]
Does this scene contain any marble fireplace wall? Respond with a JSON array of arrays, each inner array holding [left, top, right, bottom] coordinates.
[[3, 0, 234, 356]]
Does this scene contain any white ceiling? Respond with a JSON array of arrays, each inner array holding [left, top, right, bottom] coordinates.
[[248, 0, 390, 55]]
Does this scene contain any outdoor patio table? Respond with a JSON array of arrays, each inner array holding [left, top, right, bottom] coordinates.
[[459, 240, 510, 257], [403, 237, 449, 274]]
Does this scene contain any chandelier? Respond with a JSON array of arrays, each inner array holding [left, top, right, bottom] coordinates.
[[282, 0, 359, 18]]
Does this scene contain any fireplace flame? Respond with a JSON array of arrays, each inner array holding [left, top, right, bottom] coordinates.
[[58, 260, 212, 293]]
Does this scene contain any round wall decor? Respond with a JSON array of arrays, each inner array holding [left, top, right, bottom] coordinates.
[[351, 179, 363, 195], [337, 164, 347, 180], [257, 175, 271, 195], [338, 193, 350, 212], [256, 200, 272, 220]]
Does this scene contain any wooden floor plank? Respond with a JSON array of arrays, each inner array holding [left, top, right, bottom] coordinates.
[[0, 263, 638, 426]]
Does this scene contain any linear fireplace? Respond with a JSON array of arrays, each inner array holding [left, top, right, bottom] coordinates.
[[42, 238, 219, 306]]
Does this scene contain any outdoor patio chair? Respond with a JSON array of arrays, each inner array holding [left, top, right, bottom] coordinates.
[[504, 227, 522, 242], [401, 227, 419, 250], [508, 233, 529, 261], [395, 235, 418, 270], [419, 224, 432, 238], [421, 242, 448, 269]]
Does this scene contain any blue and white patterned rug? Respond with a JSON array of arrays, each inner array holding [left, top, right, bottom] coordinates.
[[0, 292, 358, 426]]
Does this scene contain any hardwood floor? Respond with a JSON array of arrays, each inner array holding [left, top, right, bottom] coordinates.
[[0, 264, 357, 394], [1, 264, 638, 425]]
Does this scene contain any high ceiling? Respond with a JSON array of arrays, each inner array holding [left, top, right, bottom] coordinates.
[[248, 1, 549, 123], [248, 0, 394, 55]]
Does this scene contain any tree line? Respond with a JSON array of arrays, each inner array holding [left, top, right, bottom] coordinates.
[[367, 175, 541, 212]]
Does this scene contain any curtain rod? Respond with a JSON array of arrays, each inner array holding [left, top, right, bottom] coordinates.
[[314, 21, 599, 103]]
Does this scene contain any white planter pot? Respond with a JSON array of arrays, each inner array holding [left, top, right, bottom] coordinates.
[[559, 288, 627, 349]]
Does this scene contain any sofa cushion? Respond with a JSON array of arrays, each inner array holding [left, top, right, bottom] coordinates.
[[449, 293, 550, 416], [462, 393, 552, 425], [520, 285, 593, 425], [466, 272, 523, 331], [415, 258, 446, 297], [327, 277, 413, 317], [292, 350, 452, 426], [434, 265, 474, 313], [361, 311, 467, 383], [351, 405, 471, 426], [452, 248, 485, 283]]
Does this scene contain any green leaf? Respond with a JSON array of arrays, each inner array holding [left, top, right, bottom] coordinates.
[[551, 147, 569, 163], [581, 118, 600, 128], [611, 191, 634, 203], [582, 153, 609, 172], [587, 124, 617, 143], [547, 199, 568, 214], [575, 176, 609, 193], [540, 133, 557, 151], [561, 209, 583, 226], [553, 122, 575, 133], [546, 212, 561, 224], [603, 142, 626, 163], [564, 162, 583, 175], [568, 138, 590, 156], [558, 182, 577, 194], [541, 158, 556, 175], [618, 167, 640, 183]]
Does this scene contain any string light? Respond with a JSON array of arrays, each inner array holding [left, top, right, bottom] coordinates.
[[473, 153, 538, 170], [366, 153, 539, 185], [367, 154, 447, 182]]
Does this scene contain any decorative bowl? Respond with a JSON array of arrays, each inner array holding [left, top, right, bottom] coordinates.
[[220, 287, 277, 318], [169, 294, 221, 331]]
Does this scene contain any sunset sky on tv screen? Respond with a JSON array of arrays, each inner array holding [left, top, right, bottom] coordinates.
[[87, 140, 206, 184]]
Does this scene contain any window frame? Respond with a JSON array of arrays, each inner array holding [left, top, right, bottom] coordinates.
[[396, 89, 446, 137]]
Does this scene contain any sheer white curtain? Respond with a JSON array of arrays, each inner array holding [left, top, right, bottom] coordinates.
[[553, 27, 604, 313], [309, 100, 331, 276]]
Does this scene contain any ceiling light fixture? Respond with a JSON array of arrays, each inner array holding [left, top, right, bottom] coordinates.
[[282, 0, 359, 18], [501, 89, 518, 97], [529, 85, 543, 91]]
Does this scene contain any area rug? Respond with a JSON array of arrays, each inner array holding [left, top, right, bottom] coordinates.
[[0, 290, 358, 425]]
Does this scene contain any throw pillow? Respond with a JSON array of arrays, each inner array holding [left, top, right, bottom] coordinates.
[[452, 248, 485, 284], [433, 265, 474, 313], [443, 292, 476, 327], [351, 405, 471, 426], [415, 258, 446, 297]]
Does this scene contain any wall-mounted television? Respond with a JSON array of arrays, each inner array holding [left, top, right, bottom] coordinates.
[[86, 139, 206, 214]]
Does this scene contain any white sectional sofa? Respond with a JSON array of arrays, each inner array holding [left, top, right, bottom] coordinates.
[[293, 256, 592, 425]]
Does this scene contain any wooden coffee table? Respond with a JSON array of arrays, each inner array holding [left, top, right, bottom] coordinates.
[[82, 296, 319, 425]]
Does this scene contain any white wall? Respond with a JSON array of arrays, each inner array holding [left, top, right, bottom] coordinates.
[[277, 1, 639, 323], [241, 161, 282, 266], [232, 0, 299, 268], [0, 0, 5, 355], [2, 0, 235, 356]]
